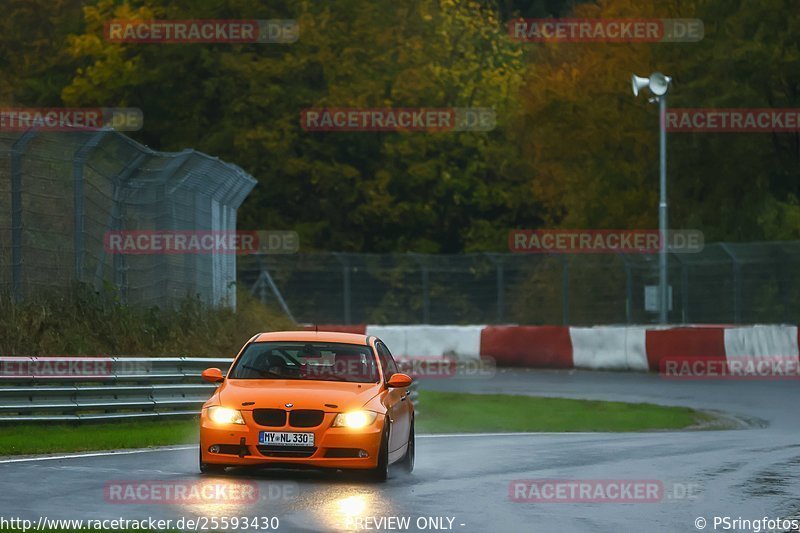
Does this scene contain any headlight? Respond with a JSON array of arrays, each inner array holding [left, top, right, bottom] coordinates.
[[207, 406, 245, 425], [332, 410, 378, 428]]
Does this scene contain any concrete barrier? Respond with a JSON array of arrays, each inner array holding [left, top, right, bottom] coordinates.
[[292, 324, 800, 372]]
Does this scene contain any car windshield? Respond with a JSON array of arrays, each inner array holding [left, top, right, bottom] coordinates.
[[228, 342, 379, 383]]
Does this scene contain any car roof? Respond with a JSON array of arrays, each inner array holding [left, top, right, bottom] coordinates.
[[253, 331, 370, 346]]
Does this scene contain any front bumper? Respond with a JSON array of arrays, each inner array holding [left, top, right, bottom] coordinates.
[[200, 409, 384, 469]]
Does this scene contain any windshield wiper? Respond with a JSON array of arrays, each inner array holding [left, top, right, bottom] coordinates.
[[240, 364, 290, 379]]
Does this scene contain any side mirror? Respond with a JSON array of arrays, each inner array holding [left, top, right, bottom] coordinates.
[[387, 373, 413, 388], [201, 367, 224, 383]]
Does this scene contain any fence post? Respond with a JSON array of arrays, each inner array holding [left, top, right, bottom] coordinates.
[[252, 254, 295, 323], [410, 253, 430, 324], [73, 130, 110, 283], [254, 255, 268, 305], [682, 261, 689, 324], [10, 130, 38, 302], [621, 254, 632, 324], [670, 253, 689, 324], [672, 254, 690, 324], [156, 151, 194, 304], [334, 253, 352, 325], [719, 243, 741, 324], [560, 255, 570, 325], [93, 152, 149, 294], [776, 247, 791, 323], [485, 253, 504, 323]]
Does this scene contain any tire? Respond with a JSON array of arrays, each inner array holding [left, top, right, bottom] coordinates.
[[368, 423, 390, 481], [199, 447, 227, 475], [400, 419, 415, 473]]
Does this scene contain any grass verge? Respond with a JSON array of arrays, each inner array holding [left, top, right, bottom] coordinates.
[[0, 392, 719, 457], [0, 419, 198, 456], [414, 390, 718, 433]]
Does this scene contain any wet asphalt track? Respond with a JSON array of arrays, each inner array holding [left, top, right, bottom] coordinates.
[[1, 369, 799, 533]]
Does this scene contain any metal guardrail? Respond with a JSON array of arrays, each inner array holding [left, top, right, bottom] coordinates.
[[0, 357, 229, 423], [0, 357, 419, 423]]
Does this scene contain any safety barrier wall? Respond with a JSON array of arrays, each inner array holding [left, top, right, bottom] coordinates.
[[314, 324, 800, 371]]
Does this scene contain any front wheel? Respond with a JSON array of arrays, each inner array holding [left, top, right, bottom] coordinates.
[[199, 447, 227, 475], [367, 423, 390, 481]]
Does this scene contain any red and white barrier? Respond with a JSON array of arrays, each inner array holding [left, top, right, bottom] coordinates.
[[366, 325, 484, 360], [570, 326, 649, 371], [480, 326, 573, 368], [308, 324, 800, 372]]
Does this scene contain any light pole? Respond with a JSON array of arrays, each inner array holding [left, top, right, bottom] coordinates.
[[632, 72, 672, 324]]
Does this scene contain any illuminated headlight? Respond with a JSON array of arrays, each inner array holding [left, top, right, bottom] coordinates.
[[332, 411, 378, 428], [207, 406, 245, 425]]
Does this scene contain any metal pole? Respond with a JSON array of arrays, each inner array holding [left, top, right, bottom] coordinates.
[[10, 130, 37, 302], [485, 253, 504, 323], [561, 255, 570, 325], [719, 243, 741, 324], [333, 253, 351, 325], [409, 253, 430, 324], [622, 255, 632, 324], [496, 260, 504, 323], [658, 95, 668, 324]]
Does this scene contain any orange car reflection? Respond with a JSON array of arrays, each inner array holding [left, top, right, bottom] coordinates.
[[199, 331, 414, 481]]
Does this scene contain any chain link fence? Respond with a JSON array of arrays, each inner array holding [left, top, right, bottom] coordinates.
[[0, 128, 256, 308], [241, 243, 800, 325]]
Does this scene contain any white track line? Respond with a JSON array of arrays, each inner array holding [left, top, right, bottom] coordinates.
[[418, 431, 598, 438], [0, 445, 197, 464]]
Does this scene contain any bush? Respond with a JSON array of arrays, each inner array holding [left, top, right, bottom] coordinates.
[[0, 286, 295, 356]]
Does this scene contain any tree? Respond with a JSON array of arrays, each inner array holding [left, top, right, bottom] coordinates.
[[515, 0, 800, 241], [61, 0, 536, 252]]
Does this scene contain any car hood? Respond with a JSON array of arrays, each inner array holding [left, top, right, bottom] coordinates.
[[219, 379, 382, 412]]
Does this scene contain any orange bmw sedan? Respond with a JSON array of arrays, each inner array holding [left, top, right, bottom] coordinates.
[[199, 331, 415, 480]]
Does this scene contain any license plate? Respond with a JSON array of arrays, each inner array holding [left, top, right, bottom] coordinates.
[[259, 431, 315, 446]]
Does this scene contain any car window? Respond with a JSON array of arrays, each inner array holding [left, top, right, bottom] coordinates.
[[376, 341, 398, 381], [229, 342, 379, 383]]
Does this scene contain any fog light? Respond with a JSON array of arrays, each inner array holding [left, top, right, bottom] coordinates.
[[358, 450, 369, 458], [209, 445, 220, 453]]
